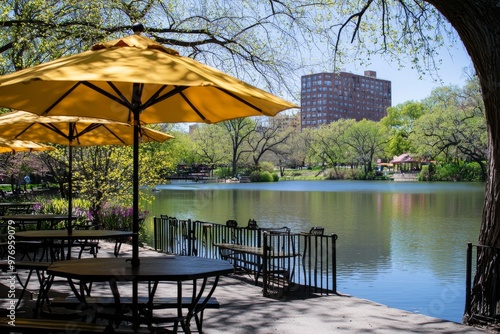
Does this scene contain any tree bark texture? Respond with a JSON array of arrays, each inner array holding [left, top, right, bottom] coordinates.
[[424, 0, 500, 325]]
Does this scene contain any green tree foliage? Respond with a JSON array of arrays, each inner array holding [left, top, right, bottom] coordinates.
[[72, 142, 174, 222], [275, 122, 310, 173], [191, 123, 230, 165], [313, 118, 355, 172], [161, 129, 197, 167], [246, 115, 294, 168], [381, 102, 425, 158], [222, 118, 255, 176], [410, 80, 487, 180], [344, 119, 387, 178]]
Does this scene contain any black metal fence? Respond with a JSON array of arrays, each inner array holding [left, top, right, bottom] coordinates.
[[465, 242, 500, 324], [153, 215, 338, 297]]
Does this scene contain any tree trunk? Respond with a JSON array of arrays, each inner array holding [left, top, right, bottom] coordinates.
[[425, 0, 500, 324]]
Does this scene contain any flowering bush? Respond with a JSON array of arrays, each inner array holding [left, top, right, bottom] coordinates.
[[32, 198, 91, 229], [93, 203, 149, 232], [33, 199, 147, 233]]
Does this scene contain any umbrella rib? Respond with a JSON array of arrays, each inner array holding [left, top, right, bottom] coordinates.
[[39, 123, 71, 141], [42, 82, 81, 116], [179, 91, 206, 121], [214, 87, 265, 113], [142, 85, 208, 121], [141, 85, 168, 109], [81, 81, 133, 110], [101, 124, 128, 145], [76, 123, 103, 138], [142, 86, 188, 110], [12, 123, 38, 140]]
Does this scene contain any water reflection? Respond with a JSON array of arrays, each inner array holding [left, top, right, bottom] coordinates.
[[142, 180, 484, 323]]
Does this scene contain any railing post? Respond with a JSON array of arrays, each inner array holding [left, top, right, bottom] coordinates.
[[332, 234, 338, 294], [465, 242, 472, 317], [153, 216, 158, 251], [262, 232, 268, 296]]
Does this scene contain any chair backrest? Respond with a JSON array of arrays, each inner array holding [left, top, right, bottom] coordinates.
[[247, 219, 258, 229], [309, 226, 325, 235], [226, 220, 238, 228], [263, 228, 295, 255]]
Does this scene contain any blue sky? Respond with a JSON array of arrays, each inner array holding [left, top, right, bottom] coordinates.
[[343, 42, 473, 106]]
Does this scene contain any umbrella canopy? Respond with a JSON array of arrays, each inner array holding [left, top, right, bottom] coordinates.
[[0, 27, 297, 124], [0, 110, 174, 234], [0, 23, 297, 267], [0, 138, 55, 153], [0, 111, 173, 146]]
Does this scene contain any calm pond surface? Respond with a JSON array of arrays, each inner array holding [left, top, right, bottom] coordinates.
[[142, 180, 485, 323]]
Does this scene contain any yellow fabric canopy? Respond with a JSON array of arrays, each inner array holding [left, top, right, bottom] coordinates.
[[0, 138, 55, 154], [0, 111, 173, 146]]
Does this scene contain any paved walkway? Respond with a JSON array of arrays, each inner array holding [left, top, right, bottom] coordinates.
[[1, 240, 493, 333]]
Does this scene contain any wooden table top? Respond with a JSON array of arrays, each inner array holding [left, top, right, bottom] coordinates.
[[47, 256, 234, 281], [214, 243, 299, 258], [214, 243, 265, 256]]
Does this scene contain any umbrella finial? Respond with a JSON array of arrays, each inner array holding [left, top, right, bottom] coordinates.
[[132, 22, 144, 34]]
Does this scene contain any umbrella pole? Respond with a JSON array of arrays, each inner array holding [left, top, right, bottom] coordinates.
[[132, 110, 140, 268], [66, 144, 73, 259], [131, 96, 141, 326]]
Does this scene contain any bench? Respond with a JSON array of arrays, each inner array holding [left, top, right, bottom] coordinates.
[[214, 243, 264, 284], [0, 241, 46, 261], [215, 229, 298, 289], [50, 296, 220, 333], [0, 260, 51, 308], [0, 317, 170, 333]]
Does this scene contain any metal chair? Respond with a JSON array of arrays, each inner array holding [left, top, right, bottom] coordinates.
[[246, 219, 258, 229], [73, 221, 101, 259], [262, 228, 298, 297]]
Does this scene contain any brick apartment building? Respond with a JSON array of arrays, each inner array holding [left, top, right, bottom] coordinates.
[[300, 71, 392, 129]]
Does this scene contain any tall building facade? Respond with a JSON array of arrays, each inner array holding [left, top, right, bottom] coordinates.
[[300, 71, 391, 129]]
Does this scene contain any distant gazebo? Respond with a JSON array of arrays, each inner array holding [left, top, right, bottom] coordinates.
[[390, 153, 421, 173]]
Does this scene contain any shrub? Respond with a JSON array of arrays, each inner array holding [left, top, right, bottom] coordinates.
[[272, 173, 279, 181], [259, 162, 275, 173], [434, 164, 462, 181], [94, 203, 149, 232], [259, 171, 273, 182], [325, 168, 346, 180]]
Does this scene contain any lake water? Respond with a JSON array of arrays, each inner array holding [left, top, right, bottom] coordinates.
[[142, 180, 485, 323]]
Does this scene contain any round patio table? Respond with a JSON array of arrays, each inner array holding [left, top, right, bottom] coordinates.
[[41, 256, 234, 333]]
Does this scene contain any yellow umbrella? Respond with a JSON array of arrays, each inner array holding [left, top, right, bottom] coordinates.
[[0, 110, 174, 233], [0, 138, 55, 154], [0, 111, 173, 146], [0, 23, 297, 267], [0, 28, 296, 124]]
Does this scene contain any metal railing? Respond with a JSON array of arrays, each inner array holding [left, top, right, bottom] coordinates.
[[153, 216, 337, 297], [465, 242, 500, 324]]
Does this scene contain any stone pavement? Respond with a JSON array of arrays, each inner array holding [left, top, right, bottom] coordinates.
[[1, 240, 494, 334]]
